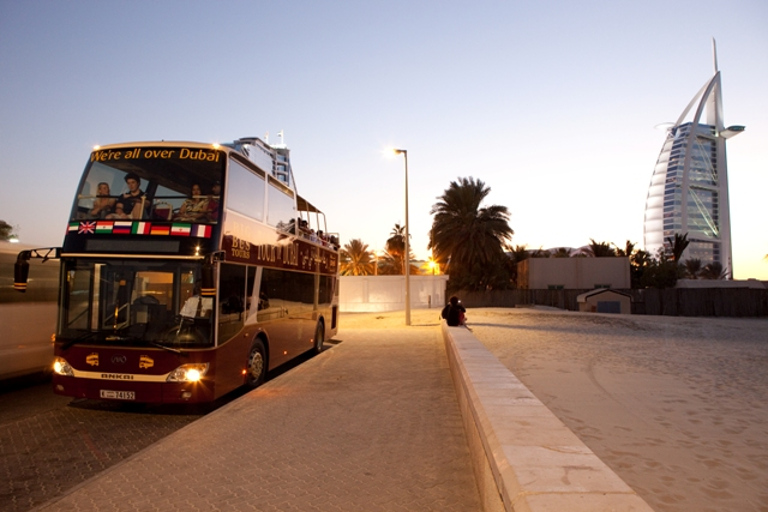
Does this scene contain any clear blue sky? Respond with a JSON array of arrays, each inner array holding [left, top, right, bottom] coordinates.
[[1, 0, 766, 279]]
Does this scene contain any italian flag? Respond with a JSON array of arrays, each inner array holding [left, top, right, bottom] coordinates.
[[132, 222, 151, 235]]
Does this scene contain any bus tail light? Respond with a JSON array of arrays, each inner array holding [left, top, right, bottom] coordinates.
[[53, 357, 74, 377], [167, 363, 209, 383]]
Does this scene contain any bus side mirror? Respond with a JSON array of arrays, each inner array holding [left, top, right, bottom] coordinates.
[[14, 251, 31, 292]]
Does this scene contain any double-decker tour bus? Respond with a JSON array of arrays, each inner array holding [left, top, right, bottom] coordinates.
[[14, 136, 339, 403]]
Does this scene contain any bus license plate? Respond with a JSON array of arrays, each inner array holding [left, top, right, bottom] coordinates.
[[100, 390, 136, 400]]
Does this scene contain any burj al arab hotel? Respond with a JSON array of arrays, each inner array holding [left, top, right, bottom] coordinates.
[[643, 41, 744, 278]]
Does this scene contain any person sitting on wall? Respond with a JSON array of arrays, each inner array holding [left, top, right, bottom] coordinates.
[[108, 173, 149, 219], [441, 296, 466, 327]]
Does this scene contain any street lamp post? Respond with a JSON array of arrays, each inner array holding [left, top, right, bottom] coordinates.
[[393, 148, 411, 326]]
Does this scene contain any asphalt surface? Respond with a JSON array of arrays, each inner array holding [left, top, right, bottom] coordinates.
[[9, 315, 481, 511]]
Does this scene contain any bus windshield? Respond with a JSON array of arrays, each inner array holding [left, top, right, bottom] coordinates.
[[59, 258, 214, 349], [71, 146, 225, 223]]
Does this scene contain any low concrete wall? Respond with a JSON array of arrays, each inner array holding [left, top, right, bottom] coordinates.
[[442, 323, 654, 512]]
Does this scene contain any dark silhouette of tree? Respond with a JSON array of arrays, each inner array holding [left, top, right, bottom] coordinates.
[[666, 232, 690, 262], [381, 223, 417, 275], [0, 220, 15, 241], [505, 244, 530, 288], [613, 240, 636, 258], [585, 239, 616, 257], [339, 239, 375, 276], [430, 177, 513, 291], [683, 258, 702, 279], [700, 261, 726, 280]]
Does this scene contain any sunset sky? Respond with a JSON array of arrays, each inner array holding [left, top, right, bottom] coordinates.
[[1, 1, 766, 279]]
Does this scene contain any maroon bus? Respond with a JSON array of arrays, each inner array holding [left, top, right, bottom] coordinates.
[[15, 137, 339, 403]]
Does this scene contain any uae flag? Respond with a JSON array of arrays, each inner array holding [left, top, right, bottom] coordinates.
[[68, 222, 80, 233], [192, 224, 212, 238], [171, 223, 192, 236], [95, 221, 113, 234], [113, 221, 133, 234], [151, 225, 171, 236], [132, 222, 151, 235]]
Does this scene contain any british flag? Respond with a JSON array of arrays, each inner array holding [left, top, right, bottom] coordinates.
[[78, 221, 96, 234]]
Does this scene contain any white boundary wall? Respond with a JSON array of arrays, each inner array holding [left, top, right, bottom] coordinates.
[[339, 275, 449, 312]]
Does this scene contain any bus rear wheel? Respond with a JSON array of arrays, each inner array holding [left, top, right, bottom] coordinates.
[[245, 339, 266, 388], [313, 321, 325, 354]]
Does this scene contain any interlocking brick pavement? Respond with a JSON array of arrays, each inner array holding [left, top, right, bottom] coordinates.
[[35, 318, 481, 511], [0, 383, 201, 512]]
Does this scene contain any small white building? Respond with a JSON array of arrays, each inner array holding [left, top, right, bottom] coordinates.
[[339, 275, 449, 312], [577, 288, 632, 314]]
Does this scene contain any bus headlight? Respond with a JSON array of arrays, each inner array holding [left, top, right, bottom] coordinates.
[[166, 363, 209, 382], [53, 357, 74, 377]]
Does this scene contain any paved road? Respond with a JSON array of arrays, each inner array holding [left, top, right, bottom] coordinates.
[[0, 377, 204, 512], [33, 321, 480, 511], [0, 353, 315, 512]]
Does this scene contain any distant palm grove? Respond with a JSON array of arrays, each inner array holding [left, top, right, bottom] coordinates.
[[336, 177, 730, 292]]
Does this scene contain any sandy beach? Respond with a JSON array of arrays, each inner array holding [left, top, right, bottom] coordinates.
[[340, 308, 768, 511], [466, 307, 768, 512]]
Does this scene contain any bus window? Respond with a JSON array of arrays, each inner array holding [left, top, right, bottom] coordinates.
[[72, 147, 224, 223], [267, 179, 296, 230], [218, 263, 246, 342], [227, 158, 265, 221], [151, 184, 186, 221]]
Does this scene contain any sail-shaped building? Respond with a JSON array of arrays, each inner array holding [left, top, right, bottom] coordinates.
[[643, 41, 744, 277]]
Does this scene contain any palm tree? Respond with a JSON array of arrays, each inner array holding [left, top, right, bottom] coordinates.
[[339, 239, 375, 276], [506, 244, 530, 264], [666, 232, 690, 262], [551, 247, 572, 258], [614, 240, 636, 258], [584, 239, 616, 257], [430, 177, 513, 291], [700, 261, 726, 280], [505, 244, 530, 288], [683, 258, 702, 279], [383, 223, 417, 275]]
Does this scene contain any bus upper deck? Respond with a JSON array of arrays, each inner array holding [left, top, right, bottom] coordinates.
[[67, 137, 337, 255]]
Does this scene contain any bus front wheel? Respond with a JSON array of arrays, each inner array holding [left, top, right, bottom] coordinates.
[[245, 339, 267, 388]]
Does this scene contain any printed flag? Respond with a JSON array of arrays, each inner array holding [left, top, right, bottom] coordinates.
[[113, 221, 133, 234], [151, 225, 170, 236], [69, 222, 80, 233], [192, 224, 212, 238], [171, 223, 192, 236], [132, 222, 151, 235], [78, 221, 96, 234], [95, 221, 113, 234]]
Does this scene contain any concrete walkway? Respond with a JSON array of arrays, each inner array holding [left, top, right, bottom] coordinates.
[[35, 318, 481, 511]]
